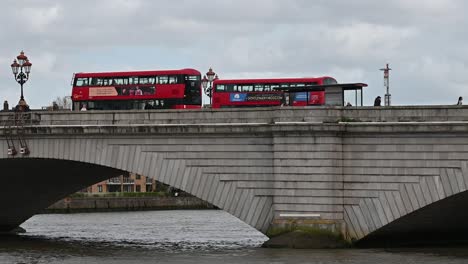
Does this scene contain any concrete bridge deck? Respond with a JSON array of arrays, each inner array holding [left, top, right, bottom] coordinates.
[[1, 105, 468, 244]]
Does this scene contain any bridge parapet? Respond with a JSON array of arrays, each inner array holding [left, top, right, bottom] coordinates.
[[0, 105, 467, 126]]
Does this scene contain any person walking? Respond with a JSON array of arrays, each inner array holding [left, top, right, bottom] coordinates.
[[457, 96, 463, 105], [374, 96, 381, 106]]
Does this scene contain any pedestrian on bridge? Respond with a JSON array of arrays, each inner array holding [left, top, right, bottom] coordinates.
[[374, 96, 381, 106], [457, 96, 463, 105]]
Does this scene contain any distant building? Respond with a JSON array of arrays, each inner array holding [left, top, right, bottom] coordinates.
[[80, 172, 157, 193]]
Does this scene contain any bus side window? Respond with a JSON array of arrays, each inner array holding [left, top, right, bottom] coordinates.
[[169, 76, 177, 84], [241, 85, 253, 92], [114, 78, 124, 85], [129, 77, 138, 85], [76, 78, 88, 86], [139, 77, 150, 85], [216, 85, 225, 92], [159, 76, 169, 84]]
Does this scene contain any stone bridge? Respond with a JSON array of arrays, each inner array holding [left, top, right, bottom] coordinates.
[[2, 106, 468, 244]]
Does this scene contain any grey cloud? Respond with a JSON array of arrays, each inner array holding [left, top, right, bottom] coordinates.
[[0, 0, 467, 107]]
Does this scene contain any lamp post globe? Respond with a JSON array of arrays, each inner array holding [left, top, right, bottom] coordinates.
[[202, 75, 208, 90], [11, 60, 20, 75], [206, 68, 216, 82], [23, 60, 32, 75]]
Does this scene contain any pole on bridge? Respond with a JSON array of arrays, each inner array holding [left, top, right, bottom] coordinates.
[[380, 63, 392, 106]]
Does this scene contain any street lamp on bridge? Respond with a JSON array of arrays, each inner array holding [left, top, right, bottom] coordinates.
[[201, 67, 219, 106], [11, 51, 32, 111]]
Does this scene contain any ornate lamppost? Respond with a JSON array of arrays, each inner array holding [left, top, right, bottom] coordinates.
[[11, 51, 32, 111], [201, 67, 218, 106]]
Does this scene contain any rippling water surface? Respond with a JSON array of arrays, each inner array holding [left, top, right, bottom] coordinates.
[[0, 210, 468, 263]]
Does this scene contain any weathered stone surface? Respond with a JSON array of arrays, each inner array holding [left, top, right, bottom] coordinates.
[[1, 106, 468, 245]]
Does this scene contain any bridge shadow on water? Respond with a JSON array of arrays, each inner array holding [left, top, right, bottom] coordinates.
[[357, 190, 468, 248]]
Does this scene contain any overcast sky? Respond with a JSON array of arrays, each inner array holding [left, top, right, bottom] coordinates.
[[0, 0, 466, 108]]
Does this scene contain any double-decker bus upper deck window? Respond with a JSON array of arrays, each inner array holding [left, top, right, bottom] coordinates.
[[184, 75, 197, 86], [241, 85, 253, 92], [225, 84, 234, 92], [169, 76, 178, 84], [91, 78, 103, 86], [216, 84, 225, 92], [139, 77, 156, 85], [263, 85, 271, 92], [102, 78, 112, 86], [129, 77, 138, 85], [113, 78, 125, 85], [254, 84, 263, 91], [158, 76, 169, 84], [271, 84, 280, 90], [139, 77, 149, 85], [75, 78, 89, 86]]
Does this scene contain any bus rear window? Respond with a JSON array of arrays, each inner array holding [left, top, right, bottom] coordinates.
[[324, 78, 337, 84]]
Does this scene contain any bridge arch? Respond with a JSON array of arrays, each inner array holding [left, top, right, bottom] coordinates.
[[342, 130, 468, 242], [356, 187, 468, 246], [0, 130, 275, 234]]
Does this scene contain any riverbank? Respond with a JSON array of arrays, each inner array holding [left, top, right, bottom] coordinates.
[[44, 196, 216, 213]]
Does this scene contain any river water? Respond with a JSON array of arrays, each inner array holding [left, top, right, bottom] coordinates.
[[1, 210, 468, 263]]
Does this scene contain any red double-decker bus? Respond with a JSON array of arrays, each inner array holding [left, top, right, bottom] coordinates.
[[71, 68, 202, 110], [211, 76, 338, 108]]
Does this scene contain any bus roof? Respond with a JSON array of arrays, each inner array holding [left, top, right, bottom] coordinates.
[[213, 76, 335, 85], [74, 68, 201, 78]]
